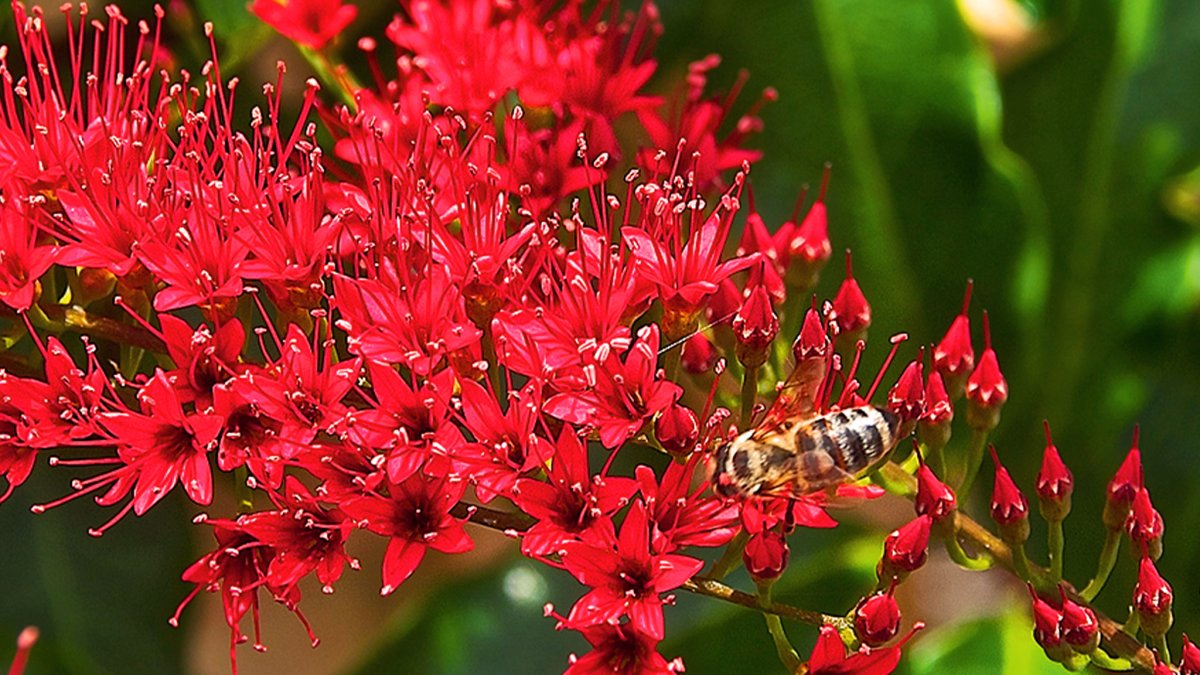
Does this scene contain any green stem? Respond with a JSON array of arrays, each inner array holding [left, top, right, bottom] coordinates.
[[740, 363, 760, 430], [708, 530, 750, 580], [663, 341, 682, 384], [873, 460, 916, 498], [944, 534, 994, 571], [1011, 544, 1035, 584], [297, 45, 360, 109], [1088, 648, 1132, 671], [482, 325, 506, 403], [233, 466, 254, 514], [1153, 634, 1170, 666], [1080, 529, 1121, 602], [1048, 519, 1065, 581], [757, 580, 802, 672], [955, 428, 990, 496]]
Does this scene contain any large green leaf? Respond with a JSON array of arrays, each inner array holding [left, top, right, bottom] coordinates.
[[0, 472, 192, 674]]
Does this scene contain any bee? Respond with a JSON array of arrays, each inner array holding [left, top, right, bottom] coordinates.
[[711, 353, 903, 499]]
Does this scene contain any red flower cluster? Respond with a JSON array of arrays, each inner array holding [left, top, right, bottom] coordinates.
[[0, 1, 1093, 674]]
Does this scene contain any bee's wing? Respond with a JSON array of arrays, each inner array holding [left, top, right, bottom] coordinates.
[[750, 353, 829, 441]]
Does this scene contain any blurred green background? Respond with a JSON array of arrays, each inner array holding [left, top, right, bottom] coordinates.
[[3, 0, 1200, 672]]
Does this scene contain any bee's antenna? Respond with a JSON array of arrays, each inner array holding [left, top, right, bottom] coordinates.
[[656, 310, 738, 356], [865, 332, 909, 402]]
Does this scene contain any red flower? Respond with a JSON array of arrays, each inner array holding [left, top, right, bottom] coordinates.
[[237, 477, 357, 595], [565, 623, 683, 675], [805, 623, 921, 675], [251, 0, 357, 49], [342, 472, 473, 595], [159, 315, 245, 406], [172, 518, 317, 671], [512, 425, 637, 558], [544, 325, 682, 449], [353, 361, 460, 485], [0, 372, 48, 502], [561, 501, 703, 640], [96, 372, 223, 517], [637, 457, 737, 553], [0, 201, 56, 312], [742, 527, 788, 581]]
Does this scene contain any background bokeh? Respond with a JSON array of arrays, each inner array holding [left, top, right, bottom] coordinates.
[[2, 0, 1200, 672]]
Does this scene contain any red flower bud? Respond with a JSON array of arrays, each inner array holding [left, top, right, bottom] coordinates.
[[681, 333, 717, 374], [785, 169, 832, 290], [1155, 663, 1177, 675], [965, 312, 1007, 432], [1104, 427, 1143, 530], [830, 250, 870, 344], [887, 358, 924, 423], [1059, 592, 1100, 653], [989, 446, 1030, 545], [732, 282, 778, 368], [932, 281, 975, 399], [915, 463, 957, 523], [1036, 421, 1073, 522], [854, 587, 902, 647], [1126, 487, 1164, 560], [792, 306, 830, 361], [1134, 556, 1173, 637], [917, 371, 953, 452], [743, 529, 789, 582], [1181, 634, 1200, 675], [654, 403, 699, 457], [881, 514, 932, 578], [1029, 589, 1063, 650]]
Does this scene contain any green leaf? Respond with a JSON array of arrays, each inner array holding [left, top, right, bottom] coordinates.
[[0, 472, 192, 674], [899, 604, 1065, 675]]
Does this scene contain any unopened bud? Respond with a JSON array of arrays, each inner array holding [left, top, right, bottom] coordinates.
[[681, 333, 717, 374], [915, 464, 957, 523], [854, 588, 901, 647], [792, 307, 829, 362], [1104, 428, 1142, 530], [1180, 634, 1200, 675], [880, 514, 932, 580], [887, 359, 924, 424], [932, 281, 975, 399], [830, 250, 870, 346], [654, 403, 700, 458], [785, 182, 832, 291], [965, 312, 1006, 432], [1029, 588, 1072, 663], [732, 284, 778, 369], [1059, 592, 1100, 654], [918, 371, 953, 452], [1126, 487, 1164, 560], [1133, 556, 1173, 638], [989, 446, 1029, 545], [1036, 421, 1073, 523], [743, 529, 789, 582]]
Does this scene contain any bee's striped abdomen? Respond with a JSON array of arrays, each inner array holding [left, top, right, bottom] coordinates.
[[793, 406, 900, 482]]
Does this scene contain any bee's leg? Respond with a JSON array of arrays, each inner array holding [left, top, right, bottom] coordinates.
[[784, 498, 798, 531]]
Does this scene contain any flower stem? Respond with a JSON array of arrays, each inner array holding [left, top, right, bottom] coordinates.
[[708, 529, 749, 580], [1047, 519, 1065, 582], [1089, 648, 1132, 671], [954, 428, 989, 496], [740, 363, 760, 430], [233, 466, 254, 514], [1080, 529, 1121, 602], [1153, 634, 1170, 665], [756, 580, 802, 672], [944, 534, 993, 571], [296, 45, 360, 109]]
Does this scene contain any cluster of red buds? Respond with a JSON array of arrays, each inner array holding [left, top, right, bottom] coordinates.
[[0, 1, 1188, 674]]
